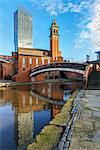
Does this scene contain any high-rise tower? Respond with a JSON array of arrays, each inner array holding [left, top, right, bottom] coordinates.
[[14, 7, 33, 51], [50, 20, 61, 61]]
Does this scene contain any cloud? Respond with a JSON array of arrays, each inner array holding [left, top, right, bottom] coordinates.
[[88, 0, 100, 50], [74, 0, 100, 52], [74, 30, 92, 49], [42, 0, 58, 16], [30, 0, 91, 16]]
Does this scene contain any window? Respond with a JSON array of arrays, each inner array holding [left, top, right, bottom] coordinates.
[[42, 58, 44, 65], [22, 57, 25, 67], [48, 59, 50, 64], [30, 58, 32, 65], [36, 58, 38, 66]]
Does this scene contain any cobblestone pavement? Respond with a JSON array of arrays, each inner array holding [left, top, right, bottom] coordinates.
[[57, 90, 84, 150], [69, 90, 100, 150]]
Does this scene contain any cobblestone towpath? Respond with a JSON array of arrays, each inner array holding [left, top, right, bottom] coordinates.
[[69, 90, 100, 150]]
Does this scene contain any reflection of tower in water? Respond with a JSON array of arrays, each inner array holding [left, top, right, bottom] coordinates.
[[14, 94, 34, 149], [17, 111, 33, 148]]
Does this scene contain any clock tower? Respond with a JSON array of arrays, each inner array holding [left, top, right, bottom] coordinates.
[[50, 20, 59, 61]]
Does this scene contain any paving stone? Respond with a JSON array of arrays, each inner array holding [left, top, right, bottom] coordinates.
[[68, 119, 73, 126], [67, 133, 72, 141], [65, 125, 70, 130], [58, 141, 64, 150], [64, 140, 70, 148], [61, 136, 66, 142], [63, 132, 68, 137], [65, 129, 70, 135]]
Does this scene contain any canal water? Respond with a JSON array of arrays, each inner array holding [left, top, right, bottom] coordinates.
[[0, 82, 83, 150]]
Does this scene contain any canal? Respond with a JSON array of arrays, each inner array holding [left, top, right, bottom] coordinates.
[[0, 82, 83, 150]]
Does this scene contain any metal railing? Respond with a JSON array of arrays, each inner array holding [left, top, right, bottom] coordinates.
[[30, 62, 86, 74]]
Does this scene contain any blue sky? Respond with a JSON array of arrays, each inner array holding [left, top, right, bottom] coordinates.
[[0, 0, 100, 61]]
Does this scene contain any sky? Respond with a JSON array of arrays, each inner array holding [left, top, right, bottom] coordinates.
[[0, 0, 100, 61]]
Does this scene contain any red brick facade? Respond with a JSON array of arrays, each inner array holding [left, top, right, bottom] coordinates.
[[50, 20, 62, 61], [14, 70, 30, 82]]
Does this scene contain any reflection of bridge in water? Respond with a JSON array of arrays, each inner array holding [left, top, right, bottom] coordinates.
[[30, 90, 64, 106]]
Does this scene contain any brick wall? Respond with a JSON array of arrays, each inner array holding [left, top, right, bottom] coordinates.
[[18, 55, 52, 73], [14, 70, 30, 82], [1, 62, 15, 79], [64, 72, 83, 80]]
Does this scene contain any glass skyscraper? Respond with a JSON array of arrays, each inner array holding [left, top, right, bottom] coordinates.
[[14, 7, 33, 51]]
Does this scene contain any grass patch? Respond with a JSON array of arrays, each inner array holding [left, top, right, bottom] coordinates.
[[27, 125, 62, 150]]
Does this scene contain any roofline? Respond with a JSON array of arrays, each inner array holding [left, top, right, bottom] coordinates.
[[15, 5, 32, 17], [19, 54, 51, 58], [18, 47, 50, 52]]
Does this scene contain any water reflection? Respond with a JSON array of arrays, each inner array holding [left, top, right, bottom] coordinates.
[[0, 82, 83, 150]]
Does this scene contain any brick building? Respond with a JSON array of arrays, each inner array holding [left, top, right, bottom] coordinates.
[[13, 19, 63, 82], [15, 19, 62, 73]]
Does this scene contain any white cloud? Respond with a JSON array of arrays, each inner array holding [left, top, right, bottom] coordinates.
[[30, 0, 91, 15], [42, 0, 58, 16], [75, 30, 91, 49], [74, 0, 100, 52], [89, 0, 100, 50]]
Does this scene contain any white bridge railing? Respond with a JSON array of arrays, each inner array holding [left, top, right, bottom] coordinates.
[[30, 62, 86, 77]]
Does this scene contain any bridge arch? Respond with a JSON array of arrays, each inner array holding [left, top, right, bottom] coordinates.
[[30, 67, 84, 77], [30, 62, 86, 81], [83, 64, 94, 85]]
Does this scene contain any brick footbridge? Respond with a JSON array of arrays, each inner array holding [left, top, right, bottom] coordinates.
[[30, 62, 86, 82]]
